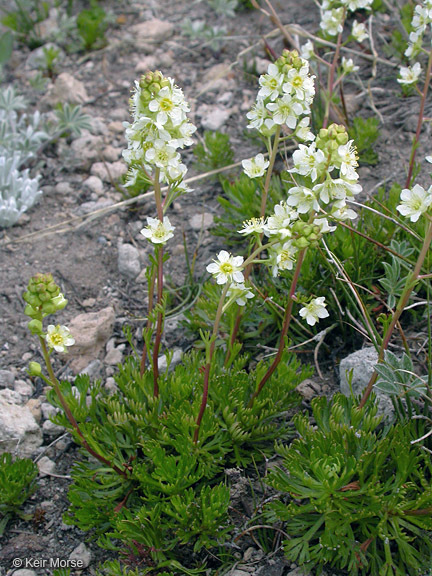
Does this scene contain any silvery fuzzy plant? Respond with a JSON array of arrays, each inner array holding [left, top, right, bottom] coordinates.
[[0, 84, 91, 228]]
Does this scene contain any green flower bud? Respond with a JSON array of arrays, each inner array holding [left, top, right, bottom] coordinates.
[[293, 236, 310, 249], [42, 302, 56, 315], [28, 319, 43, 335], [52, 294, 67, 311], [302, 224, 313, 237], [24, 304, 38, 318], [28, 362, 42, 377]]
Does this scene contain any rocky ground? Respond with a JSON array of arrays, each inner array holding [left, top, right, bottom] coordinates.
[[0, 0, 431, 575]]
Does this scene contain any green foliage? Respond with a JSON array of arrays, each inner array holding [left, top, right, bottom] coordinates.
[[378, 239, 415, 310], [348, 116, 380, 165], [265, 394, 432, 576], [76, 1, 108, 51], [0, 31, 14, 65], [0, 0, 49, 49], [193, 130, 234, 176], [48, 350, 307, 573], [0, 452, 38, 535], [375, 350, 427, 403], [55, 102, 92, 137], [181, 19, 227, 52]]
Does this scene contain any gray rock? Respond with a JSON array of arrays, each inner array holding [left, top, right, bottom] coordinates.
[[0, 369, 15, 388], [90, 160, 127, 182], [130, 19, 174, 47], [71, 133, 104, 170], [41, 402, 58, 421], [76, 199, 114, 215], [118, 243, 141, 279], [83, 175, 104, 196], [339, 347, 394, 418], [12, 570, 38, 576], [42, 419, 64, 437], [80, 359, 103, 379], [37, 456, 56, 477], [104, 377, 118, 394], [55, 181, 74, 195], [43, 72, 88, 106], [0, 391, 42, 457], [158, 348, 183, 372], [103, 145, 122, 162], [104, 347, 124, 365], [69, 542, 92, 569], [14, 379, 34, 400], [26, 43, 64, 70], [189, 212, 214, 231]]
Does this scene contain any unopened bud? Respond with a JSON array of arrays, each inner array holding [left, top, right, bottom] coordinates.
[[28, 319, 43, 335], [28, 362, 42, 377]]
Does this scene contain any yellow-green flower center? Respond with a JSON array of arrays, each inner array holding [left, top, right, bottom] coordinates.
[[220, 262, 234, 274]]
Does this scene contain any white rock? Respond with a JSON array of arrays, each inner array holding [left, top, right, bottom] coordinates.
[[79, 359, 103, 379], [118, 243, 141, 279], [135, 54, 158, 72], [37, 455, 56, 477], [0, 392, 42, 457], [12, 570, 39, 576], [55, 181, 74, 195], [189, 212, 214, 231], [69, 542, 92, 569], [197, 104, 232, 131], [103, 145, 121, 162], [41, 402, 58, 420], [83, 175, 104, 196]]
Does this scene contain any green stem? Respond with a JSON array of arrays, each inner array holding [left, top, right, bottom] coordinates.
[[39, 337, 126, 477], [248, 248, 307, 408], [194, 283, 230, 444], [260, 126, 281, 218], [405, 49, 432, 189], [140, 265, 157, 376], [359, 218, 432, 408]]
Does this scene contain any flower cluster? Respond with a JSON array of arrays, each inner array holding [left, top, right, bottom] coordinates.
[[246, 49, 315, 139], [405, 0, 432, 60], [238, 124, 360, 278], [123, 71, 196, 188], [319, 0, 373, 37]]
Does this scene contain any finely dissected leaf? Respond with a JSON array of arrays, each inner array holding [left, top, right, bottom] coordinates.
[[265, 394, 432, 575]]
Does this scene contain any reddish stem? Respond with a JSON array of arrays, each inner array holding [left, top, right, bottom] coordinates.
[[248, 248, 306, 407], [405, 49, 432, 189]]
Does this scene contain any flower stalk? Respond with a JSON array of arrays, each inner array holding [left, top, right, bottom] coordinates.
[[359, 217, 432, 408]]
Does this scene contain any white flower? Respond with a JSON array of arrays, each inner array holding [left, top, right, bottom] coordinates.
[[45, 325, 75, 353], [341, 0, 373, 11], [300, 40, 314, 60], [266, 94, 304, 128], [242, 153, 270, 178], [227, 283, 254, 306], [283, 65, 315, 103], [320, 8, 345, 37], [313, 176, 362, 204], [342, 57, 359, 74], [352, 20, 368, 42], [246, 98, 269, 131], [145, 139, 179, 169], [337, 140, 359, 181], [140, 216, 175, 244], [206, 250, 244, 285], [287, 186, 319, 214], [148, 84, 189, 127], [265, 202, 297, 238], [238, 216, 267, 235], [291, 142, 326, 182], [294, 117, 315, 142], [396, 184, 432, 222], [313, 217, 337, 234], [397, 62, 422, 85], [299, 297, 329, 326], [405, 31, 423, 59], [258, 63, 284, 101], [270, 241, 298, 277], [331, 200, 358, 221]]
